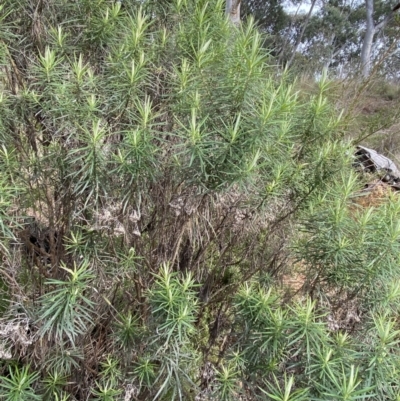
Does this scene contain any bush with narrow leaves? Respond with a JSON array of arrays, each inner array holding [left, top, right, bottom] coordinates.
[[0, 0, 400, 400]]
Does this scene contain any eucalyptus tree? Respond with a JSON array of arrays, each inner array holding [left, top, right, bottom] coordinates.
[[241, 0, 288, 33], [299, 0, 363, 72], [298, 0, 400, 76], [241, 0, 290, 58], [226, 0, 242, 24], [360, 0, 400, 76]]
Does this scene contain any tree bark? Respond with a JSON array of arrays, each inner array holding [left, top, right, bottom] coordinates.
[[360, 0, 400, 77], [225, 0, 241, 25], [360, 0, 375, 77]]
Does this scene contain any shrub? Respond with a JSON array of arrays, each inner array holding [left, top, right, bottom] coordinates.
[[0, 0, 399, 400]]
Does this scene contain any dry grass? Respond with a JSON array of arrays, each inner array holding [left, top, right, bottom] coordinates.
[[282, 270, 306, 294], [351, 179, 395, 209]]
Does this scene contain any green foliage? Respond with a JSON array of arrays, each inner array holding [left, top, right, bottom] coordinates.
[[261, 374, 309, 401], [42, 371, 68, 401], [295, 172, 400, 312], [233, 282, 400, 399], [0, 0, 400, 400], [37, 261, 96, 345], [149, 263, 199, 342], [91, 357, 123, 401], [213, 363, 242, 400], [114, 312, 140, 351], [0, 365, 40, 401], [147, 264, 200, 399]]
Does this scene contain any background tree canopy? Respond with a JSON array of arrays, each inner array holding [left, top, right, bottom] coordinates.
[[242, 0, 400, 76], [1, 0, 400, 400]]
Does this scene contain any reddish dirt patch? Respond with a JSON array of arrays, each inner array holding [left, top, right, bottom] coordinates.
[[352, 180, 394, 209]]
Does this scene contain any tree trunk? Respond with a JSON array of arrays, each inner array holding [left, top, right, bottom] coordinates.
[[360, 0, 399, 77], [225, 0, 241, 25], [360, 0, 375, 77]]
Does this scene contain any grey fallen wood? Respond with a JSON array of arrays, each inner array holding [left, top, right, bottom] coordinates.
[[354, 145, 400, 185]]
